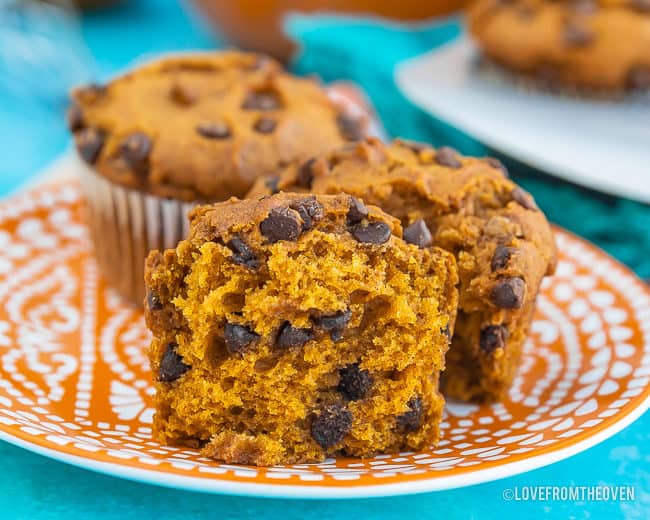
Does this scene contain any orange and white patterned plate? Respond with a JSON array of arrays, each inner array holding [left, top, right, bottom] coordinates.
[[0, 180, 649, 498]]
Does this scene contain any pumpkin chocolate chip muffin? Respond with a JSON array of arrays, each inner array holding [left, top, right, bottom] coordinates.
[[467, 0, 650, 93], [248, 138, 557, 403], [144, 192, 458, 465], [68, 51, 366, 304]]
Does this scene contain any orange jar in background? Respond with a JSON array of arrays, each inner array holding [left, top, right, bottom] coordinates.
[[192, 0, 468, 61]]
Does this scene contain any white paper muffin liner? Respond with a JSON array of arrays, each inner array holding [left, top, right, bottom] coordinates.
[[78, 159, 198, 305]]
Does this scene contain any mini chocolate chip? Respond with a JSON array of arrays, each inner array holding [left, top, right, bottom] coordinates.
[[81, 83, 106, 97], [159, 343, 190, 382], [265, 176, 280, 194], [435, 146, 462, 169], [351, 221, 391, 244], [491, 277, 526, 309], [120, 132, 152, 173], [169, 83, 197, 106], [276, 321, 314, 349], [66, 103, 84, 132], [260, 207, 302, 243], [630, 0, 650, 13], [440, 322, 451, 340], [146, 290, 163, 311], [314, 309, 352, 342], [196, 121, 231, 139], [627, 66, 650, 90], [311, 404, 352, 449], [480, 324, 510, 354], [397, 397, 423, 432], [337, 114, 364, 141], [227, 236, 260, 269], [515, 4, 536, 19], [75, 127, 105, 164], [224, 323, 260, 354], [338, 363, 373, 400], [511, 187, 539, 211], [491, 245, 517, 271], [296, 158, 317, 188], [254, 117, 277, 134], [570, 0, 597, 14], [564, 22, 594, 47], [290, 197, 324, 231], [347, 197, 369, 224], [403, 219, 433, 248], [485, 157, 509, 177], [397, 139, 432, 153], [242, 91, 281, 110]]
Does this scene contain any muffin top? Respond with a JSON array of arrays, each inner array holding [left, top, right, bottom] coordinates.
[[467, 0, 650, 92], [68, 51, 364, 202]]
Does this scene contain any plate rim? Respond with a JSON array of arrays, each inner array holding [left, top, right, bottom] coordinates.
[[0, 181, 649, 499], [1, 389, 649, 499]]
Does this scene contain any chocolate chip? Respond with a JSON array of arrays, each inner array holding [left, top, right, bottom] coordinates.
[[296, 158, 317, 188], [310, 404, 352, 449], [146, 290, 163, 311], [159, 343, 190, 382], [627, 66, 650, 90], [75, 127, 105, 164], [314, 309, 351, 342], [480, 324, 509, 354], [397, 139, 432, 153], [403, 219, 432, 248], [265, 176, 280, 194], [491, 246, 517, 271], [290, 197, 324, 231], [169, 83, 197, 106], [347, 197, 369, 224], [337, 114, 364, 141], [435, 146, 462, 169], [397, 397, 423, 432], [196, 121, 231, 139], [338, 363, 373, 401], [485, 157, 509, 177], [564, 22, 594, 47], [491, 277, 526, 309], [120, 132, 152, 174], [511, 187, 539, 211], [227, 236, 260, 269], [351, 221, 392, 244], [242, 90, 282, 110], [254, 117, 277, 134], [260, 207, 302, 243], [440, 322, 451, 340], [224, 323, 260, 354], [66, 103, 84, 132], [276, 321, 314, 349], [630, 0, 650, 14], [570, 0, 598, 14]]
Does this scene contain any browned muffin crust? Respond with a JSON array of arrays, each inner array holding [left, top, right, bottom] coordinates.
[[467, 0, 650, 93], [69, 51, 365, 202]]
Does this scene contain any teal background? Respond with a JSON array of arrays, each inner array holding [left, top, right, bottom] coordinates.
[[0, 1, 648, 518]]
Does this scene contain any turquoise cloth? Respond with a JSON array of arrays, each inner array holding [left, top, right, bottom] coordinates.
[[0, 2, 648, 518]]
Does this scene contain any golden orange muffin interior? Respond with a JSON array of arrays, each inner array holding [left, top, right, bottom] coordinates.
[[145, 192, 458, 465], [247, 139, 557, 402]]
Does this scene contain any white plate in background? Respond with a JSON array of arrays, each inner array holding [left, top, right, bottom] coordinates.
[[395, 37, 650, 204]]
